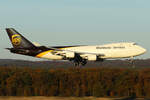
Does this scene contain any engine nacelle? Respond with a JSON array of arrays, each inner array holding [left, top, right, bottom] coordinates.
[[65, 52, 75, 58], [87, 55, 97, 61]]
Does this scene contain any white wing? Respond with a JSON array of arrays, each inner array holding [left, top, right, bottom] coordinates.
[[49, 47, 105, 57]]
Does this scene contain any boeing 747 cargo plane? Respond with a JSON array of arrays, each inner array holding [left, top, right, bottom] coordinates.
[[5, 28, 147, 66]]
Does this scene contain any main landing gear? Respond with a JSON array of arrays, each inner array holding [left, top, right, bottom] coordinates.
[[71, 54, 87, 66], [74, 59, 87, 66]]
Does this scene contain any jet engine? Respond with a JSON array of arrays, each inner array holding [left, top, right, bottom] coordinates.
[[65, 52, 75, 58], [87, 55, 97, 61]]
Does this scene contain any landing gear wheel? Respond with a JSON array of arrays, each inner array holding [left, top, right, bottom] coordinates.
[[81, 60, 87, 66], [74, 62, 79, 66]]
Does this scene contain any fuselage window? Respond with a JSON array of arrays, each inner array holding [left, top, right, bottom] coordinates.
[[96, 47, 111, 49], [113, 47, 125, 49]]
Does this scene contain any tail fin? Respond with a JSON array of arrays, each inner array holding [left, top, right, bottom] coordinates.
[[6, 28, 36, 49]]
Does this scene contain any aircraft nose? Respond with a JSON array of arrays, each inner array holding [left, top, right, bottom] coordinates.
[[142, 48, 147, 53], [140, 47, 147, 54]]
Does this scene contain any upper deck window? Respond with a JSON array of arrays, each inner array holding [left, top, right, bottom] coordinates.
[[96, 47, 111, 49], [113, 46, 125, 49]]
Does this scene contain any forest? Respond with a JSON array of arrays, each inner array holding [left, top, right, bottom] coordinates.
[[0, 66, 150, 97]]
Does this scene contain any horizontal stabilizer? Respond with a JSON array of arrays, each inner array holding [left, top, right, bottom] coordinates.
[[32, 42, 41, 47]]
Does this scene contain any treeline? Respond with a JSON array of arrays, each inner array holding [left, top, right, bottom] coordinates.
[[1, 59, 150, 68], [0, 67, 150, 97]]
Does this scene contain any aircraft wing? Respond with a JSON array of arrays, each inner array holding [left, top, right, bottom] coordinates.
[[48, 47, 105, 57]]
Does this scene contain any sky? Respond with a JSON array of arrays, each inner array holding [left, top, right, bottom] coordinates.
[[0, 0, 150, 60]]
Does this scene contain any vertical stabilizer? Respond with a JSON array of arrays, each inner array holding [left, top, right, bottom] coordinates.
[[6, 28, 36, 49]]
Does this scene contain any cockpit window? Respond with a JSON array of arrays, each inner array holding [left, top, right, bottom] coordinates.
[[133, 43, 138, 45]]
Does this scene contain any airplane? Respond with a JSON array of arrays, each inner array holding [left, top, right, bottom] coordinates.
[[5, 28, 147, 66]]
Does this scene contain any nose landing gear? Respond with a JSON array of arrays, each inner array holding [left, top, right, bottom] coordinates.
[[128, 57, 135, 68]]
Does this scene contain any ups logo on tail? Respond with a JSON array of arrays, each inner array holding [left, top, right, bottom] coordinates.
[[11, 34, 21, 46]]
